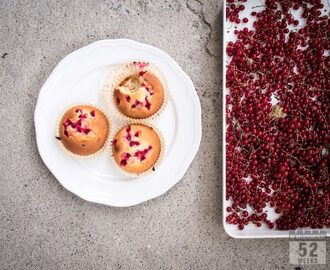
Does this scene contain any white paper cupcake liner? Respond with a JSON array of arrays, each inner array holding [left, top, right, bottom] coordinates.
[[109, 121, 165, 178], [56, 103, 111, 159], [101, 61, 168, 122]]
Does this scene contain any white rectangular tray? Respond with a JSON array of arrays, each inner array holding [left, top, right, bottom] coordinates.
[[222, 0, 330, 238]]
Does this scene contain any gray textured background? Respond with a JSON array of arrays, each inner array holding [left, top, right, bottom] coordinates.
[[0, 0, 328, 269]]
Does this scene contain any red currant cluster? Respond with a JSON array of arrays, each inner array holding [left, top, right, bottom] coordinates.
[[226, 0, 330, 230], [226, 0, 249, 24]]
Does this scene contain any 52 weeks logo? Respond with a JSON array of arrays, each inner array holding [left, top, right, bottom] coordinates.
[[289, 229, 327, 265]]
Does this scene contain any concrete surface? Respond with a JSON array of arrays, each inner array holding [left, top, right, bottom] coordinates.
[[0, 0, 328, 269]]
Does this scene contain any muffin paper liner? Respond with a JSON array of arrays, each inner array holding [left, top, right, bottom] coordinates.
[[101, 61, 168, 122], [56, 103, 111, 159], [109, 121, 165, 178]]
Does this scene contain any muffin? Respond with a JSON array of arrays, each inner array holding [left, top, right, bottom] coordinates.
[[57, 105, 110, 156], [113, 62, 165, 119], [112, 124, 162, 174]]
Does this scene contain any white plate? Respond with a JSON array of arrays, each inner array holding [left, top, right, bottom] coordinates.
[[222, 1, 330, 238], [35, 39, 201, 207]]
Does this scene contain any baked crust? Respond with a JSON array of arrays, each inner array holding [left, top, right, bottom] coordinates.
[[59, 105, 109, 156], [112, 124, 161, 174], [113, 71, 164, 119]]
